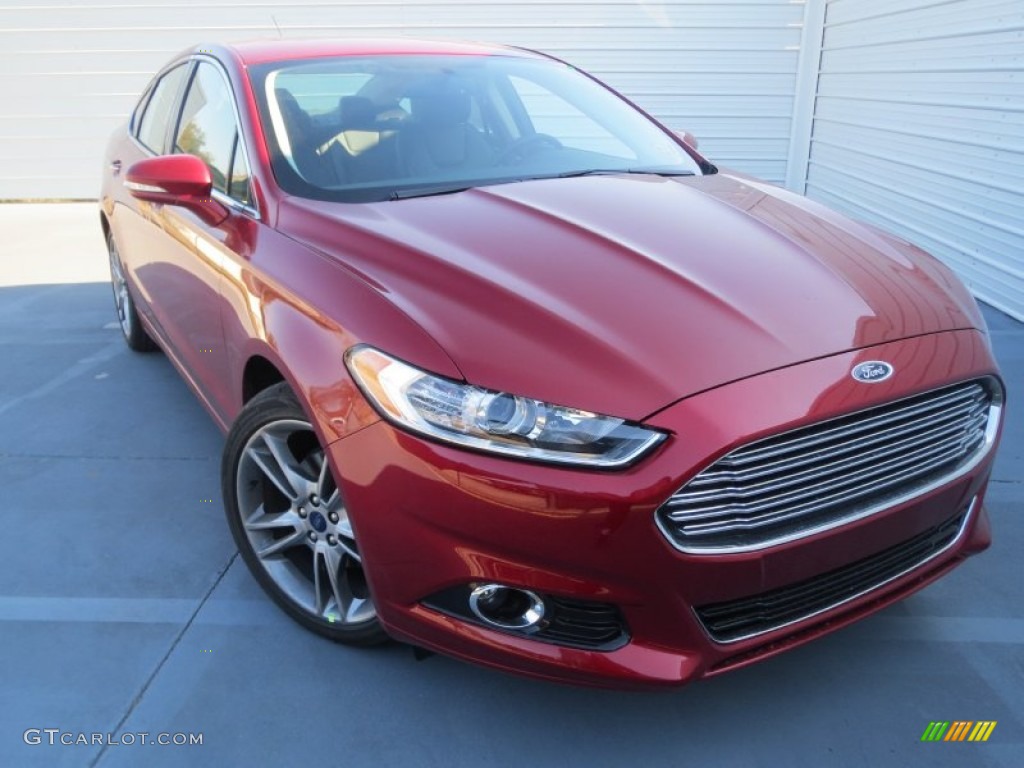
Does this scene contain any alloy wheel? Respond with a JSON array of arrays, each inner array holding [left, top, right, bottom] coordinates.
[[235, 418, 375, 626], [108, 236, 134, 339]]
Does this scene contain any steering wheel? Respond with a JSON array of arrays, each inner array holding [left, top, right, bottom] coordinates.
[[497, 133, 563, 165]]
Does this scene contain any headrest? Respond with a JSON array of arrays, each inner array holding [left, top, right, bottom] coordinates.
[[275, 88, 312, 137], [338, 96, 377, 130], [411, 82, 472, 127], [276, 88, 299, 109]]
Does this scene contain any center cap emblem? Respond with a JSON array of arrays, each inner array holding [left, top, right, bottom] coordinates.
[[851, 361, 894, 383], [309, 511, 328, 533]]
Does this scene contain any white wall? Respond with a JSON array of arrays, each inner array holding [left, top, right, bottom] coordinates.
[[0, 0, 804, 199], [796, 0, 1024, 320], [3, 0, 1020, 319]]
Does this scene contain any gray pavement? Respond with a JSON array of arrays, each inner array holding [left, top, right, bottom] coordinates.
[[0, 203, 1021, 767]]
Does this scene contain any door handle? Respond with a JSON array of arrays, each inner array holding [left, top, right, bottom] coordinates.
[[110, 160, 122, 175]]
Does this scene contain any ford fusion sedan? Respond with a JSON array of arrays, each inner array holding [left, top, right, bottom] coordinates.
[[99, 39, 1005, 688]]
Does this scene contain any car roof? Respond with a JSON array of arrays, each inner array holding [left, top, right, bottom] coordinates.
[[213, 38, 544, 66]]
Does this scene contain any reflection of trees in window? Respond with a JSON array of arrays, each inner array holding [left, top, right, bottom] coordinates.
[[228, 138, 252, 206], [174, 64, 235, 194], [176, 121, 226, 190], [179, 81, 208, 127], [177, 121, 207, 159]]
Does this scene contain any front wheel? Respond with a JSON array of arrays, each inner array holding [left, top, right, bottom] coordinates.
[[222, 382, 386, 645]]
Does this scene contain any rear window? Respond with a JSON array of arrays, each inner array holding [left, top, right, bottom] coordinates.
[[136, 64, 189, 153]]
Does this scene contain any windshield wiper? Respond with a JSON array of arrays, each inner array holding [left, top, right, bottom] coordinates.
[[390, 184, 475, 201], [556, 168, 696, 179], [389, 167, 700, 200]]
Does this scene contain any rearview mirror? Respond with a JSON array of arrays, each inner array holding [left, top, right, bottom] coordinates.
[[125, 154, 227, 225]]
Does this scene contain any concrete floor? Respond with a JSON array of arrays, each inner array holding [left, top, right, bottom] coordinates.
[[0, 203, 1021, 767]]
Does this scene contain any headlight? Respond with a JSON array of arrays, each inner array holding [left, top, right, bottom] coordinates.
[[345, 346, 667, 468]]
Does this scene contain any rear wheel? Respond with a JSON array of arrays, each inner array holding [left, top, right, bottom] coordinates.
[[222, 383, 386, 645], [106, 230, 157, 352]]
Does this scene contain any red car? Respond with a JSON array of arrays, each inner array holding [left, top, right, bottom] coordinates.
[[100, 39, 1005, 688]]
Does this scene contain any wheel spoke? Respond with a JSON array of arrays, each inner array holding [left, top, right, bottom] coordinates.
[[323, 483, 341, 510], [315, 451, 332, 499], [326, 548, 369, 623], [255, 529, 306, 559], [313, 547, 328, 616], [247, 431, 310, 502], [244, 504, 301, 532], [336, 533, 360, 562]]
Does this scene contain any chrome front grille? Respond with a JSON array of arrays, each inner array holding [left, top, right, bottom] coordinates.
[[657, 380, 999, 553]]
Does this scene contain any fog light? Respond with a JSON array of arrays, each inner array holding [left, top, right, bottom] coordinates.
[[468, 583, 545, 631]]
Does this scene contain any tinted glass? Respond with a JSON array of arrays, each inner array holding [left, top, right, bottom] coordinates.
[[227, 136, 252, 206], [136, 64, 188, 153], [251, 55, 700, 203], [174, 62, 238, 194]]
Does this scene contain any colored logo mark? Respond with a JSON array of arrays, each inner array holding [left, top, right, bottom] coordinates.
[[921, 721, 996, 742]]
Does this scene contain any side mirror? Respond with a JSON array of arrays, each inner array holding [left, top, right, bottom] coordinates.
[[675, 130, 698, 150], [125, 154, 227, 225]]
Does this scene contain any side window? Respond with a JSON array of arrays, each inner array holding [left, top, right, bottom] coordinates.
[[136, 64, 188, 152], [174, 62, 238, 195], [130, 86, 152, 136], [227, 136, 252, 207]]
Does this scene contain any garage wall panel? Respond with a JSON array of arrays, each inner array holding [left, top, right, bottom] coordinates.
[[805, 0, 1024, 320], [0, 0, 805, 199]]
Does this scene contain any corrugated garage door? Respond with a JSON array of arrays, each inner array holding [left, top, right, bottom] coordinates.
[[805, 0, 1024, 320], [0, 0, 803, 200]]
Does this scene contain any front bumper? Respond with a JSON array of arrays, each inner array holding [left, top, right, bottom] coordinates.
[[328, 329, 1002, 688]]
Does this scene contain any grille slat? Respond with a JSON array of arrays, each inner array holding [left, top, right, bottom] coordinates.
[[672, 410, 984, 505], [696, 512, 967, 642], [679, 440, 975, 537], [675, 431, 976, 525], [657, 380, 997, 552], [715, 385, 985, 468], [683, 400, 985, 492]]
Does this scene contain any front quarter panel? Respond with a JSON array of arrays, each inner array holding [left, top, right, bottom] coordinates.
[[219, 221, 462, 444]]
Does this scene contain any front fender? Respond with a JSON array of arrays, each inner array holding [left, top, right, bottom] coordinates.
[[220, 226, 461, 445]]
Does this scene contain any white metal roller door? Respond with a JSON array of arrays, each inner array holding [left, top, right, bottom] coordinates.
[[805, 0, 1024, 320], [0, 0, 803, 200]]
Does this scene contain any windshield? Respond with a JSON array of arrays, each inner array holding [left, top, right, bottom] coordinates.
[[250, 54, 702, 202]]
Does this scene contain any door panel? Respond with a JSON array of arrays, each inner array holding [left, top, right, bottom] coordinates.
[[116, 57, 260, 425]]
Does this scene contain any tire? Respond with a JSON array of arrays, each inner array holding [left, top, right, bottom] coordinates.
[[222, 382, 387, 645], [106, 230, 157, 352]]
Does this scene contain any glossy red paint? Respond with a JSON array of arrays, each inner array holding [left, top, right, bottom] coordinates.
[[100, 39, 1005, 688], [278, 171, 984, 420], [331, 330, 998, 687], [125, 154, 228, 224]]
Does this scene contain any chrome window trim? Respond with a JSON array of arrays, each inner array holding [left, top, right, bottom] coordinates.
[[129, 83, 154, 136], [698, 496, 978, 645], [211, 187, 258, 218], [655, 379, 1003, 555]]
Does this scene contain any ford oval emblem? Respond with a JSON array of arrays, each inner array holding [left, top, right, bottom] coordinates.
[[851, 361, 894, 383]]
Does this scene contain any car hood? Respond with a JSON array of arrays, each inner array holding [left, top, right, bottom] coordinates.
[[279, 172, 982, 420]]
